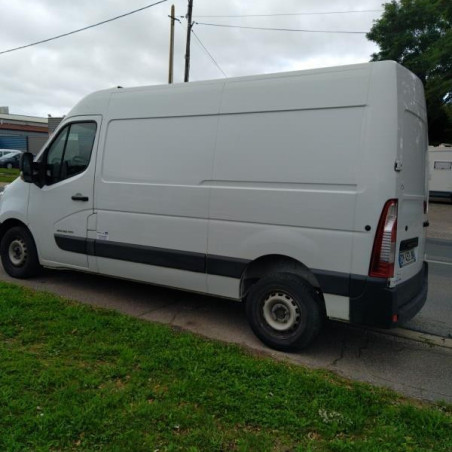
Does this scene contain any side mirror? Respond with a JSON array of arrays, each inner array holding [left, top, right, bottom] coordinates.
[[20, 152, 34, 183]]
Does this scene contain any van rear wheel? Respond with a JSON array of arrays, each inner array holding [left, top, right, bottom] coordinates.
[[0, 226, 41, 278], [245, 273, 322, 351]]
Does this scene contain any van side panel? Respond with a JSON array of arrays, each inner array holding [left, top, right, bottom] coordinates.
[[207, 68, 371, 303], [92, 82, 225, 292], [94, 112, 220, 293], [209, 109, 361, 229]]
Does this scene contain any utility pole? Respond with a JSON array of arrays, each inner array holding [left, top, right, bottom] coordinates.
[[184, 0, 193, 82], [168, 4, 175, 84]]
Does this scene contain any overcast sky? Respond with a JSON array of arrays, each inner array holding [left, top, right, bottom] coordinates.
[[0, 0, 385, 118]]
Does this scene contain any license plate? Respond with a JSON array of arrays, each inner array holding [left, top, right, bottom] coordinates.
[[399, 249, 416, 267]]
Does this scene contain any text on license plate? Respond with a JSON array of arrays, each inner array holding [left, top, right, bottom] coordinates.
[[399, 249, 416, 267]]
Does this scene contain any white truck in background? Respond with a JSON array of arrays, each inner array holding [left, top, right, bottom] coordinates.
[[0, 61, 428, 351], [429, 144, 452, 201]]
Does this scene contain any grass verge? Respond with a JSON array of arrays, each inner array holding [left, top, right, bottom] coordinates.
[[0, 282, 451, 451], [0, 168, 20, 183]]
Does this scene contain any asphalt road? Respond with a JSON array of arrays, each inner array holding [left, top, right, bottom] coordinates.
[[426, 237, 452, 263], [402, 239, 452, 339]]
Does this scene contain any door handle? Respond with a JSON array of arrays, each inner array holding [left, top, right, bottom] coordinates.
[[71, 194, 89, 201]]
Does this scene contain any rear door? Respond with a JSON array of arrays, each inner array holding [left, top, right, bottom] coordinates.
[[394, 67, 428, 283]]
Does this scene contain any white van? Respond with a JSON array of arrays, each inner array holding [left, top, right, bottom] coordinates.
[[0, 61, 428, 351], [428, 144, 452, 201]]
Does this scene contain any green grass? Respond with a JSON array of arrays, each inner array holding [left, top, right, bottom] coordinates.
[[0, 168, 20, 183], [0, 282, 451, 451]]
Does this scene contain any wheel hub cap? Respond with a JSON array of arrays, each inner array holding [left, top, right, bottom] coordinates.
[[8, 239, 27, 267], [262, 292, 300, 332], [271, 303, 290, 322]]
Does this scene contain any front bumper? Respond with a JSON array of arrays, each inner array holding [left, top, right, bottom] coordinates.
[[349, 262, 428, 328]]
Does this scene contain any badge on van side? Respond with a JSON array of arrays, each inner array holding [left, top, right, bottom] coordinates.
[[96, 231, 109, 241]]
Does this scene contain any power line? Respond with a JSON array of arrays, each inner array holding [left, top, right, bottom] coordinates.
[[194, 22, 368, 35], [194, 10, 382, 18], [177, 18, 227, 78], [191, 29, 227, 78], [0, 0, 167, 56]]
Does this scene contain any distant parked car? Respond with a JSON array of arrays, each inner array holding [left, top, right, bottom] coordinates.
[[0, 152, 22, 169], [0, 149, 23, 159]]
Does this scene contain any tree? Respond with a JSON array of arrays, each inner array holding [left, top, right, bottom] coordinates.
[[367, 0, 452, 144]]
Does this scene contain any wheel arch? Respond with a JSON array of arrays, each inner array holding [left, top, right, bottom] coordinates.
[[0, 219, 31, 243], [240, 254, 325, 310]]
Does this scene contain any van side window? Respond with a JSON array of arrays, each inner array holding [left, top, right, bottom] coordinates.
[[45, 122, 97, 185]]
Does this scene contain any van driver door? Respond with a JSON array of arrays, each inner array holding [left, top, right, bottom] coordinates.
[[27, 116, 101, 270]]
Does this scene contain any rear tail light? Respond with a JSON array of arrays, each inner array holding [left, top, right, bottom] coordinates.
[[369, 199, 398, 278]]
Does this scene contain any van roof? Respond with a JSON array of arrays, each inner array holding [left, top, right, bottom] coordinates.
[[66, 61, 405, 119]]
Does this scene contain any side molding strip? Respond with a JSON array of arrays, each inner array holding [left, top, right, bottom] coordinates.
[[96, 240, 206, 273], [54, 234, 249, 278], [54, 234, 354, 296]]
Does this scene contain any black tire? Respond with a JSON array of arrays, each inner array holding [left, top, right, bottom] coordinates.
[[0, 226, 41, 278], [245, 273, 322, 351]]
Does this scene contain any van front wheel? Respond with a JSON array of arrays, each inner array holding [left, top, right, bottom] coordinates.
[[0, 226, 41, 278], [245, 273, 322, 351]]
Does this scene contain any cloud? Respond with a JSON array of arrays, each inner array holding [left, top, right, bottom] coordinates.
[[0, 0, 382, 117]]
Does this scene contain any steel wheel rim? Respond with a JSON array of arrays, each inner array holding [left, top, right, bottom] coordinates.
[[262, 291, 300, 332], [8, 239, 28, 267]]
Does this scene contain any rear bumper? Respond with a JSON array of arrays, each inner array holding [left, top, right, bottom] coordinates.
[[349, 262, 428, 328]]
